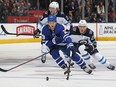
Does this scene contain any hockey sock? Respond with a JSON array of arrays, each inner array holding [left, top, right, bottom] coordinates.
[[91, 53, 110, 66], [50, 49, 67, 69], [71, 53, 86, 68], [78, 45, 93, 65]]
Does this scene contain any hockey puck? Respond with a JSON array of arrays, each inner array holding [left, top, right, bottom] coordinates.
[[46, 77, 49, 81]]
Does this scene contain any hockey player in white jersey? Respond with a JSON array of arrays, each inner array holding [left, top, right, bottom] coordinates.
[[34, 1, 71, 37], [70, 20, 115, 70], [34, 1, 73, 64]]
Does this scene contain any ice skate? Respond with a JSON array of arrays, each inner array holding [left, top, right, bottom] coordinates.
[[82, 66, 92, 74], [88, 63, 96, 69], [41, 55, 46, 63], [107, 64, 115, 70]]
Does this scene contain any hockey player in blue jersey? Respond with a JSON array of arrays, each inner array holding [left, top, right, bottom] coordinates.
[[41, 14, 92, 74], [70, 20, 115, 70], [34, 1, 73, 64]]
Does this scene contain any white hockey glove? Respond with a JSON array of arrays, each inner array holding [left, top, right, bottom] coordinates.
[[41, 44, 50, 53], [41, 44, 50, 63]]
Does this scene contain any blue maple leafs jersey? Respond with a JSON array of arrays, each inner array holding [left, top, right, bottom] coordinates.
[[42, 23, 72, 47]]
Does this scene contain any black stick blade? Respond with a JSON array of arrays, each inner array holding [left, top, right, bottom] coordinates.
[[0, 68, 8, 72], [1, 25, 9, 34]]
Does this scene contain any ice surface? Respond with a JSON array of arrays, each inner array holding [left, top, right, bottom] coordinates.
[[0, 41, 116, 87]]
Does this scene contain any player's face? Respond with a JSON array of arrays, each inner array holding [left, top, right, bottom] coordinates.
[[78, 26, 87, 34], [49, 7, 57, 14], [48, 21, 56, 31]]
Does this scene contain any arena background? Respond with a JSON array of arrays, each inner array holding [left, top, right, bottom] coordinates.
[[0, 0, 116, 44]]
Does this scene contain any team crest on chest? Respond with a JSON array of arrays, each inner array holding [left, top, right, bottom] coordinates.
[[73, 27, 77, 31]]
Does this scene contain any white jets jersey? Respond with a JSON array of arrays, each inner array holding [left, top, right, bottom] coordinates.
[[37, 10, 72, 32], [70, 35, 91, 44], [70, 26, 97, 47]]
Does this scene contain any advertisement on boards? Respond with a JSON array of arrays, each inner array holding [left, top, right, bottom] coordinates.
[[98, 23, 116, 36]]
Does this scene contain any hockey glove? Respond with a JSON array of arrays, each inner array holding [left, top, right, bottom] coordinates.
[[41, 44, 50, 53], [85, 44, 94, 53], [33, 29, 41, 38]]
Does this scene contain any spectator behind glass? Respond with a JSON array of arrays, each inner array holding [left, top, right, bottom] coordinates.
[[29, 0, 37, 9], [11, 3, 18, 16], [0, 0, 3, 22], [17, 2, 26, 16], [63, 0, 69, 15], [108, 0, 114, 22], [96, 2, 105, 18], [68, 0, 78, 22], [84, 1, 92, 21], [1, 1, 10, 22], [75, 5, 82, 22], [89, 13, 98, 22]]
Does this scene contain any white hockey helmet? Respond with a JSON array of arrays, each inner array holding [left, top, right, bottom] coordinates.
[[78, 20, 87, 27], [49, 1, 59, 9]]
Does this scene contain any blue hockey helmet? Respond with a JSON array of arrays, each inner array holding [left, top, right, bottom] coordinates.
[[48, 14, 56, 22]]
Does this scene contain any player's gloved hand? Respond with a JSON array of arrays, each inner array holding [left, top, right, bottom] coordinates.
[[41, 44, 50, 53], [67, 43, 75, 52], [33, 29, 41, 38], [85, 44, 94, 52], [41, 44, 50, 63]]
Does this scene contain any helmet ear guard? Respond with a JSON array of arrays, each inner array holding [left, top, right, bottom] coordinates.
[[49, 1, 59, 9]]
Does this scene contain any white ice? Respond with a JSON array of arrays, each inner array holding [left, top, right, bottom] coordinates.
[[0, 41, 116, 87]]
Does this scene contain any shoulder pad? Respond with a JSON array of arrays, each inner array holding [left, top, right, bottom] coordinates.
[[88, 29, 93, 34], [89, 30, 92, 34]]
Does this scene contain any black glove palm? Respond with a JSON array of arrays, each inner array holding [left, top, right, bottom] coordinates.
[[33, 29, 41, 38], [85, 44, 94, 53]]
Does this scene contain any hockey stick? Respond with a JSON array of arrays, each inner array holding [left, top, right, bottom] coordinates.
[[1, 25, 41, 36], [0, 52, 49, 72], [66, 51, 72, 80]]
